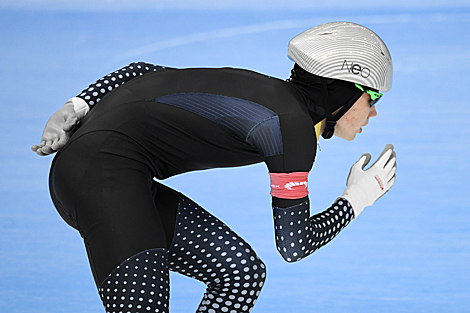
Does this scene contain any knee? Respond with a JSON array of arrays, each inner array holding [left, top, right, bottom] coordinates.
[[226, 246, 267, 293], [246, 255, 266, 286]]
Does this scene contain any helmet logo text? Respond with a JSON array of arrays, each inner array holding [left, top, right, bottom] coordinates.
[[341, 60, 371, 78]]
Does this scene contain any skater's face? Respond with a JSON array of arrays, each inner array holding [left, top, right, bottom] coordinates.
[[334, 92, 378, 141]]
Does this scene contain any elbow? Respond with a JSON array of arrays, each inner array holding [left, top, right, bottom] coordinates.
[[276, 245, 303, 263]]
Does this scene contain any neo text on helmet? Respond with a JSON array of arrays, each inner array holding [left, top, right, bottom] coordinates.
[[341, 60, 371, 78]]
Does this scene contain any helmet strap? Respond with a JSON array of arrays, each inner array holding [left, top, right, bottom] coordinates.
[[320, 78, 335, 139], [320, 77, 364, 140]]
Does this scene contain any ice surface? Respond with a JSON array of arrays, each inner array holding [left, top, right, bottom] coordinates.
[[1, 3, 469, 313]]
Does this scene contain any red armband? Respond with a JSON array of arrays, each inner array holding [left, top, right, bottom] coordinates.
[[269, 172, 309, 199]]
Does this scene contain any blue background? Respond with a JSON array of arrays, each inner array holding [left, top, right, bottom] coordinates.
[[1, 1, 469, 312]]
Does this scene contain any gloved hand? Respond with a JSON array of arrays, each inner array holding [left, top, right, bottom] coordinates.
[[340, 144, 397, 218], [31, 97, 89, 156]]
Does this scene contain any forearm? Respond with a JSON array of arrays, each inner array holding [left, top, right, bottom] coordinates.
[[267, 145, 396, 261], [272, 197, 354, 262]]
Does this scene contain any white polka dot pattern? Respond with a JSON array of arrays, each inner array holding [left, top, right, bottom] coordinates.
[[77, 62, 165, 107], [273, 199, 354, 262], [98, 248, 170, 313], [168, 196, 266, 313]]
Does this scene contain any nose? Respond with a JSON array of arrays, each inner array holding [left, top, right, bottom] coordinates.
[[369, 105, 377, 118]]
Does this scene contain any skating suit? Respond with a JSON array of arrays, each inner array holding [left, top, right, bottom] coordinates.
[[49, 62, 355, 313]]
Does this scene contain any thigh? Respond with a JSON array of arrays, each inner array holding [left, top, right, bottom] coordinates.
[[151, 181, 181, 249], [168, 195, 266, 287], [50, 131, 169, 285]]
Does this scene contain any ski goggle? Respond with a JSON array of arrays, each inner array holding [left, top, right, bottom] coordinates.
[[355, 84, 383, 106]]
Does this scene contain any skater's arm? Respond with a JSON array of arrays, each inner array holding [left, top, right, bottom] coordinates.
[[269, 172, 355, 262], [271, 196, 355, 262], [269, 145, 396, 262], [31, 62, 165, 156], [76, 62, 165, 108]]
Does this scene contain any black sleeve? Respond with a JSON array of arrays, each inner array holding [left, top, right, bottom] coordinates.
[[264, 113, 316, 209], [76, 62, 165, 108]]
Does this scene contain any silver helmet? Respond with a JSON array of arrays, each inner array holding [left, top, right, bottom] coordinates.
[[288, 22, 393, 92]]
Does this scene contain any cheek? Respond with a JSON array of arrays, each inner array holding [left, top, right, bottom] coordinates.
[[344, 109, 363, 125], [355, 106, 372, 123], [341, 109, 368, 131]]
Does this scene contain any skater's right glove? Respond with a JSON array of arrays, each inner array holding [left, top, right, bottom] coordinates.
[[340, 144, 397, 218]]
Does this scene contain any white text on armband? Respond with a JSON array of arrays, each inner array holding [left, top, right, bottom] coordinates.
[[269, 172, 309, 199]]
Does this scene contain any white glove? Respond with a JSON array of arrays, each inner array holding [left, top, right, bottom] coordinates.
[[31, 98, 89, 156], [340, 144, 397, 218]]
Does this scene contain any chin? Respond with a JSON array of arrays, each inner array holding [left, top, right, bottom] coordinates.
[[333, 128, 356, 141], [344, 132, 357, 141], [335, 134, 355, 141]]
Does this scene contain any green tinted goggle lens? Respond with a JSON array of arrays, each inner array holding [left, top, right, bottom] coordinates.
[[355, 83, 383, 106]]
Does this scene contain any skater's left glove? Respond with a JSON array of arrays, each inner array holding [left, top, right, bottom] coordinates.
[[340, 144, 397, 218]]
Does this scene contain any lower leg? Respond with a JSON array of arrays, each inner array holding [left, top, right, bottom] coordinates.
[[99, 248, 170, 313]]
